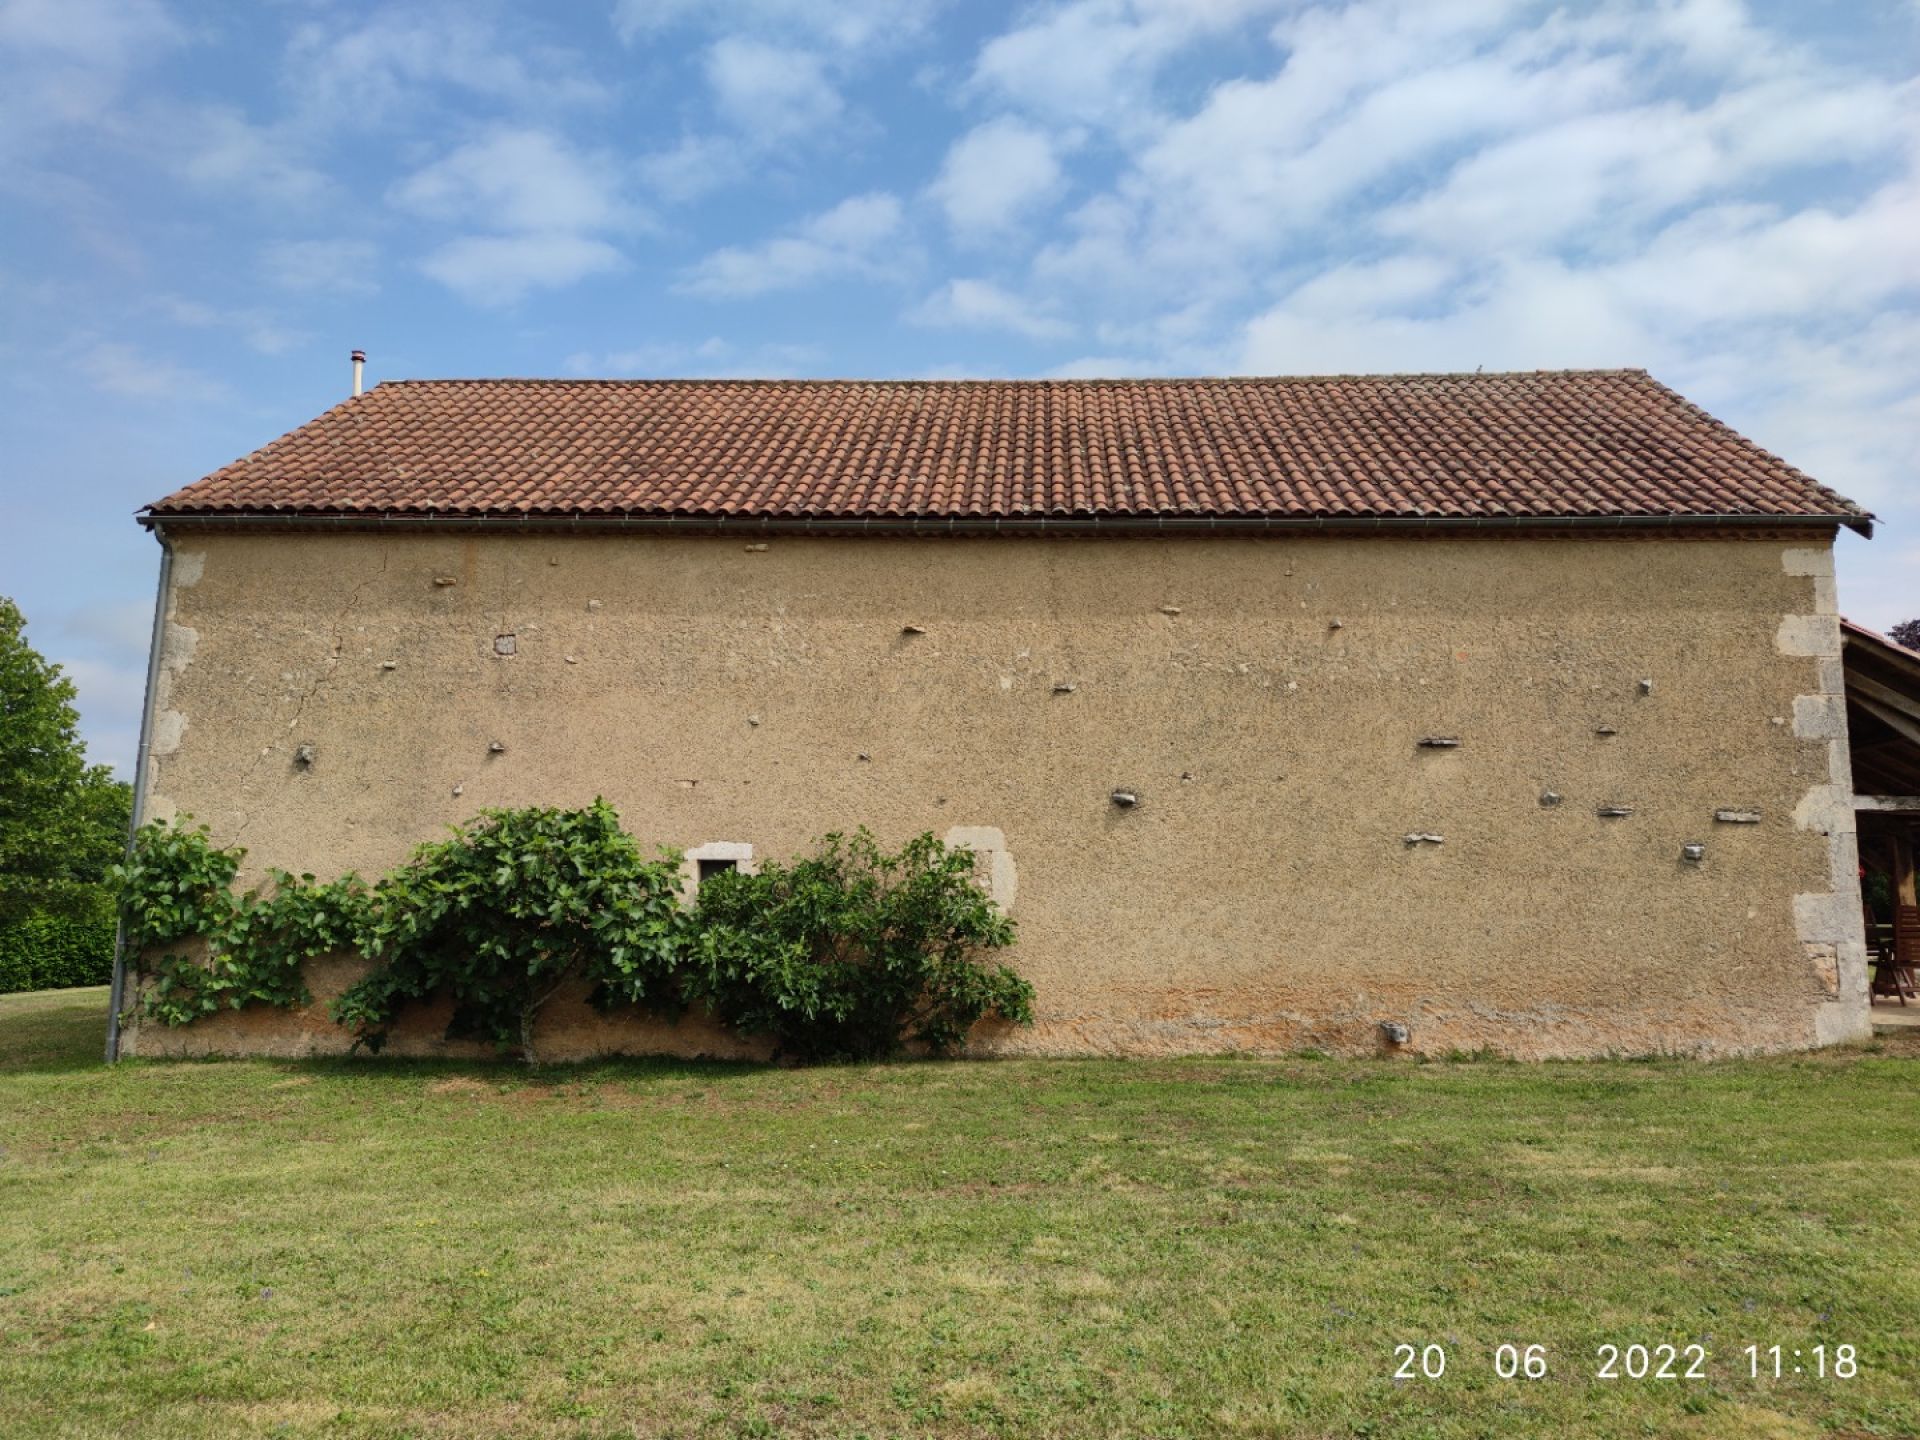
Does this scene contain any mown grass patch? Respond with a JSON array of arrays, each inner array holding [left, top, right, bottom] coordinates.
[[3, 986, 1917, 1438]]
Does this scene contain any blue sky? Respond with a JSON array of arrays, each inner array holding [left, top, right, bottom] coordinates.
[[1, 0, 1915, 776]]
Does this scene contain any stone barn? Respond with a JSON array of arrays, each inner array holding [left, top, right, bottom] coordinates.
[[112, 369, 1877, 1060]]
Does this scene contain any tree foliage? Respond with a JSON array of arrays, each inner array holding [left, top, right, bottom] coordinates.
[[0, 899, 118, 993], [1888, 618, 1920, 653], [0, 597, 132, 990], [0, 598, 132, 914]]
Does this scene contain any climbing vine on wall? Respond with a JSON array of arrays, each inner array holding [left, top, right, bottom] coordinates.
[[111, 820, 367, 1026], [114, 803, 1029, 1062]]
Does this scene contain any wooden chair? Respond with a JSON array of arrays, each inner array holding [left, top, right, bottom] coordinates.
[[1866, 919, 1893, 967], [1876, 905, 1920, 1004]]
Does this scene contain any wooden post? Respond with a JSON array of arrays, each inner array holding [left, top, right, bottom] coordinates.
[[1895, 825, 1918, 908]]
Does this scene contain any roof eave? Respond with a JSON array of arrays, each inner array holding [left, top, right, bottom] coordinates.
[[137, 510, 1871, 538]]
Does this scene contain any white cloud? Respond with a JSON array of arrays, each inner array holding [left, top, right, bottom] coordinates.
[[149, 295, 307, 356], [678, 191, 906, 297], [562, 337, 827, 377], [55, 655, 145, 776], [971, 0, 1289, 132], [1278, 255, 1457, 319], [284, 8, 606, 127], [627, 35, 853, 208], [928, 118, 1067, 242], [1017, 4, 1591, 303], [1106, 41, 1630, 289], [1043, 352, 1178, 378], [704, 37, 842, 139], [1024, 0, 1916, 315], [1239, 259, 1648, 377], [1842, 532, 1920, 632], [0, 5, 333, 215], [910, 279, 1072, 341], [614, 0, 940, 56], [260, 238, 379, 296], [16, 595, 154, 777], [1238, 188, 1918, 381], [1711, 315, 1920, 516], [72, 340, 229, 401], [1639, 0, 1784, 76], [1599, 183, 1920, 325], [419, 234, 625, 306], [637, 133, 749, 204], [391, 129, 631, 234], [168, 104, 334, 207], [0, 0, 178, 65], [391, 129, 639, 304], [617, 1, 942, 203], [54, 599, 152, 653], [1381, 75, 1912, 256]]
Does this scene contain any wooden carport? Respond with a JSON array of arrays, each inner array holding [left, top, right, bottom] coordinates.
[[1846, 620, 1920, 1005]]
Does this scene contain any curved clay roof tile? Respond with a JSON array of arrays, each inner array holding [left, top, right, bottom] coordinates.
[[143, 372, 1870, 532]]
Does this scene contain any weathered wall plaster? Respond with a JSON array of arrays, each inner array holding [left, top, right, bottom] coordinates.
[[943, 826, 1018, 911], [142, 546, 205, 800], [128, 531, 1863, 1061]]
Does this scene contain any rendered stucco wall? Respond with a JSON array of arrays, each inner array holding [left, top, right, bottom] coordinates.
[[125, 531, 1868, 1060]]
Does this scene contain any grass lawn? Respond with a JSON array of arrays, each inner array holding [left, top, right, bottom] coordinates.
[[2, 988, 1917, 1439]]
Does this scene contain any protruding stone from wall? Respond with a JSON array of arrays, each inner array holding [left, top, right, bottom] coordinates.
[[1806, 942, 1840, 998]]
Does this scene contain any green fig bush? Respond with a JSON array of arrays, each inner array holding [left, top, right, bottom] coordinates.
[[113, 803, 1028, 1063]]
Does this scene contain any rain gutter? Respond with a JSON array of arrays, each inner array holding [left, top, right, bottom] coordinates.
[[138, 511, 1872, 538]]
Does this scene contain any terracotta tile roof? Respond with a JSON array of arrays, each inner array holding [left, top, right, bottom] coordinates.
[[1844, 618, 1920, 666], [144, 370, 1871, 531]]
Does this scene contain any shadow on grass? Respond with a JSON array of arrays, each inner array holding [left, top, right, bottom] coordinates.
[[0, 984, 787, 1087], [8, 983, 1916, 1088], [265, 1051, 782, 1091], [0, 986, 757, 1085], [0, 985, 110, 1075]]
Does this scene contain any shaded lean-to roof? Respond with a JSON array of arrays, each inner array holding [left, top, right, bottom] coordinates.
[[142, 370, 1871, 533], [1842, 619, 1920, 797]]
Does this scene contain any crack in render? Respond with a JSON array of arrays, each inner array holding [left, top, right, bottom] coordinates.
[[232, 553, 391, 840]]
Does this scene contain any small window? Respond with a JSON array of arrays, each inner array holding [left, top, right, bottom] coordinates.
[[681, 842, 754, 904]]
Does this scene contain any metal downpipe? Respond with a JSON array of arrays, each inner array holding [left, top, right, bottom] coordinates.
[[105, 528, 172, 1062]]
